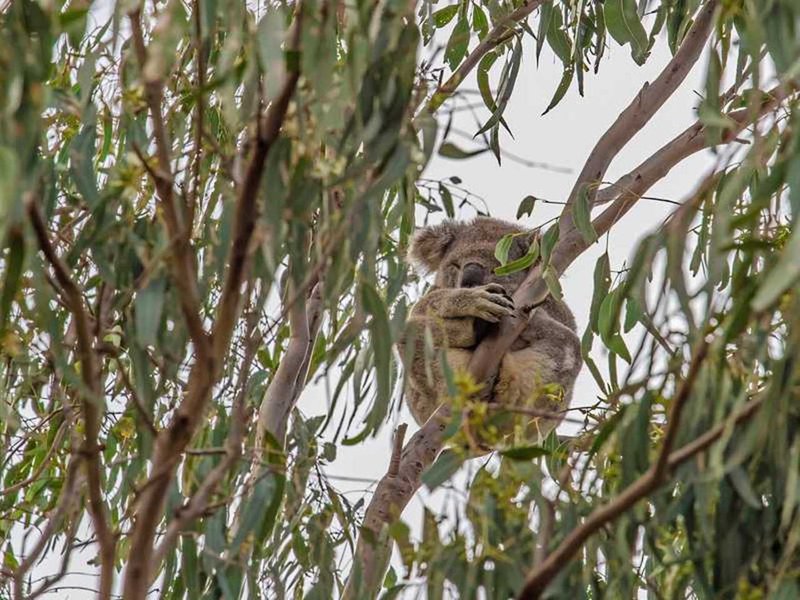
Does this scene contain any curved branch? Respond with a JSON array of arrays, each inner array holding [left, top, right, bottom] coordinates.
[[121, 6, 304, 598], [559, 0, 718, 235]]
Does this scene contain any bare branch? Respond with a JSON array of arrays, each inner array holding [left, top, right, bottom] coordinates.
[[256, 281, 324, 447], [559, 0, 718, 235]]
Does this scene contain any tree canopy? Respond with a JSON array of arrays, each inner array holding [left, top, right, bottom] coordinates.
[[1, 0, 800, 598]]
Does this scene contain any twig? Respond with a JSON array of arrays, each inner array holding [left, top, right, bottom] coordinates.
[[0, 423, 66, 497]]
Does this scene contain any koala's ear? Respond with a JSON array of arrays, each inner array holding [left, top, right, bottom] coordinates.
[[408, 220, 463, 272]]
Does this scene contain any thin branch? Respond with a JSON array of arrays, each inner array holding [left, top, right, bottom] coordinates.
[[26, 201, 116, 600], [585, 84, 795, 245], [210, 8, 304, 363], [667, 395, 763, 468], [128, 6, 208, 350], [13, 390, 83, 600], [149, 392, 249, 575], [256, 281, 323, 447], [426, 0, 549, 112], [0, 423, 66, 497], [515, 339, 718, 600]]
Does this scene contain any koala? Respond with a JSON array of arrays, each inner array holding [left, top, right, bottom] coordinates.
[[398, 217, 582, 447]]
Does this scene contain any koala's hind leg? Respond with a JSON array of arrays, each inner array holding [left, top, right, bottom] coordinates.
[[404, 348, 471, 426]]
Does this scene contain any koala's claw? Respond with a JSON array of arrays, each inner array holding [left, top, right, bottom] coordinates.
[[471, 285, 515, 322]]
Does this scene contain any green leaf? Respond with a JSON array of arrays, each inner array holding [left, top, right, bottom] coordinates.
[[230, 473, 279, 552], [543, 265, 562, 300], [546, 9, 572, 65], [516, 195, 536, 219], [607, 333, 632, 363], [494, 233, 515, 265], [573, 185, 598, 244], [729, 467, 762, 509], [0, 230, 24, 334], [69, 122, 100, 207], [543, 66, 574, 114], [494, 239, 539, 276], [536, 3, 555, 61], [422, 450, 463, 490], [439, 182, 455, 217], [589, 253, 611, 333], [476, 39, 522, 136], [361, 282, 394, 433], [604, 0, 649, 64], [471, 4, 488, 39], [445, 16, 470, 71], [500, 445, 550, 460], [477, 51, 500, 114], [433, 4, 459, 27], [438, 142, 488, 159], [752, 221, 800, 310], [540, 222, 560, 267], [135, 276, 166, 347]]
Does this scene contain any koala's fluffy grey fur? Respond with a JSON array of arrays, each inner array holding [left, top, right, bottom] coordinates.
[[398, 217, 582, 445]]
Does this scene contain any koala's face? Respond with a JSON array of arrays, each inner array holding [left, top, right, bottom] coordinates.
[[408, 217, 536, 292]]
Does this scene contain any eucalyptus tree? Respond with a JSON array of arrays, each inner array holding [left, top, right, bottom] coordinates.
[[1, 0, 799, 599]]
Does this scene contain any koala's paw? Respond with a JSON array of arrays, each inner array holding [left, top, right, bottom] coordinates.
[[465, 284, 515, 322]]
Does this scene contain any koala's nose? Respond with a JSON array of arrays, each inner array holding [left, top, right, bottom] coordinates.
[[460, 262, 486, 288]]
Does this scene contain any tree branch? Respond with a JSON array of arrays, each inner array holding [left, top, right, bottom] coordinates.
[[559, 0, 718, 235], [121, 7, 304, 596], [516, 339, 729, 600], [256, 280, 323, 447], [26, 201, 116, 600], [211, 8, 303, 363], [426, 0, 549, 112], [128, 6, 208, 351], [149, 389, 250, 575]]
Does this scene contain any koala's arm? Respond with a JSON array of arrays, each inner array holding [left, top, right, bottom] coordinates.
[[399, 285, 514, 349]]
